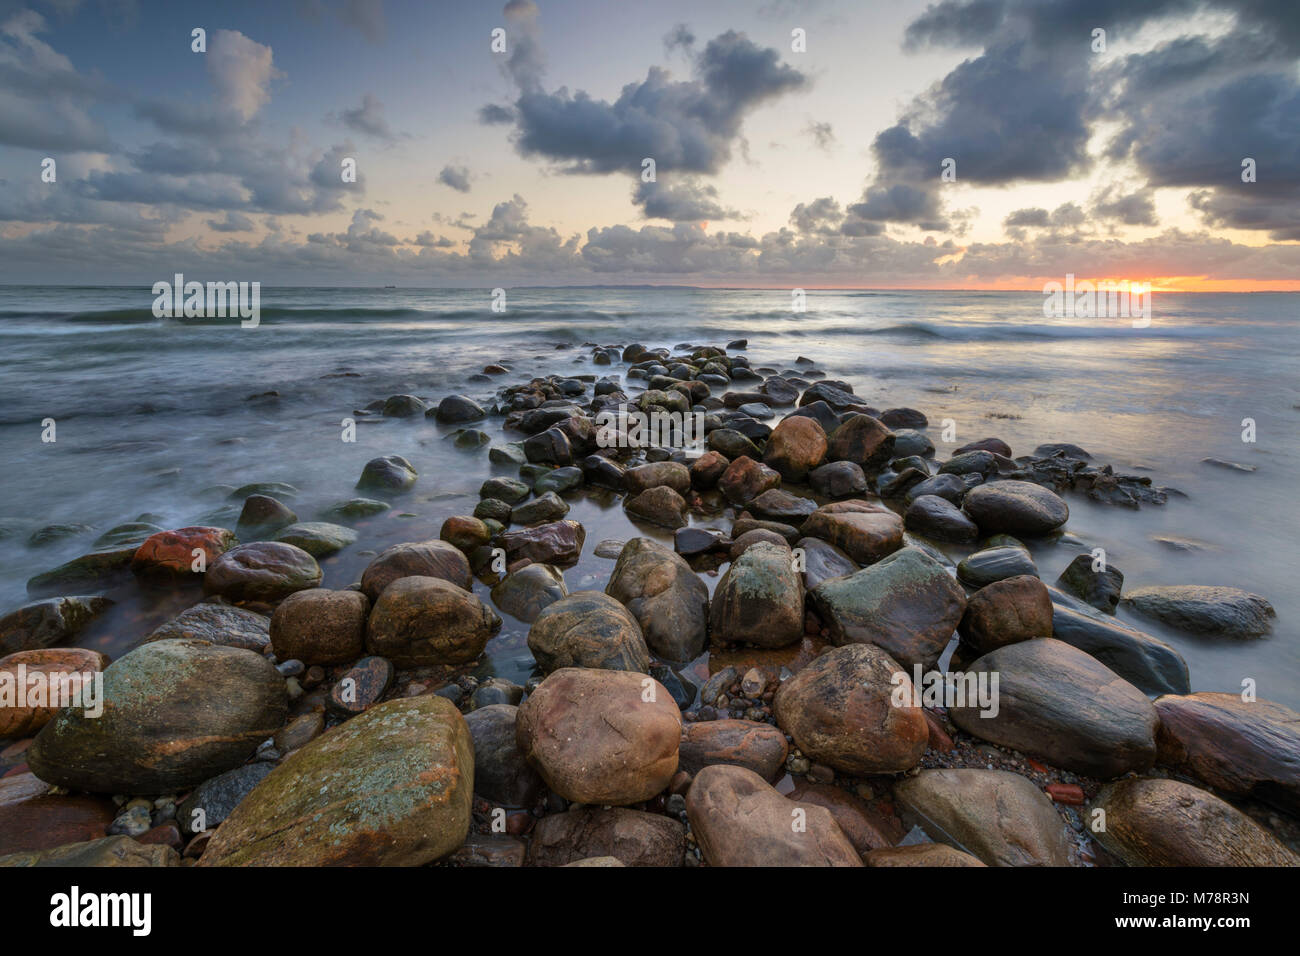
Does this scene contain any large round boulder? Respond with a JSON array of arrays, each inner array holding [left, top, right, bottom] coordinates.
[[366, 576, 500, 666], [961, 480, 1069, 536], [527, 591, 651, 674], [27, 639, 288, 793], [360, 539, 471, 601], [269, 588, 369, 665], [202, 542, 322, 602], [198, 696, 473, 866], [774, 644, 927, 775], [515, 668, 681, 805], [762, 415, 827, 482], [800, 500, 904, 566]]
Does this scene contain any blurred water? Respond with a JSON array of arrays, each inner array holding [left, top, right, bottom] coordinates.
[[0, 286, 1295, 704]]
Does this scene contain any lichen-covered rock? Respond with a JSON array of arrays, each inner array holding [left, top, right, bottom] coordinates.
[[27, 639, 288, 793], [1121, 585, 1275, 639], [709, 541, 804, 648], [198, 696, 473, 866]]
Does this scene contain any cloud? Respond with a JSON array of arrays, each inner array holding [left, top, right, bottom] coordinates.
[[1090, 185, 1158, 227], [207, 211, 255, 232], [0, 9, 113, 151], [207, 30, 276, 123], [634, 177, 736, 221], [438, 164, 472, 192], [805, 119, 834, 150], [334, 92, 395, 140]]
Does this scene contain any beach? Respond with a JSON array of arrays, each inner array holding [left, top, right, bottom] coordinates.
[[0, 285, 1296, 867]]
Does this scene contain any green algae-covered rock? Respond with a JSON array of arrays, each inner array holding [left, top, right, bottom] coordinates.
[[0, 835, 179, 868], [26, 547, 138, 597], [198, 695, 473, 866], [709, 541, 804, 648], [273, 521, 358, 557], [27, 639, 287, 793]]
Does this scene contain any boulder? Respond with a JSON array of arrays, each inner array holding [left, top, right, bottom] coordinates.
[[904, 494, 979, 542], [1049, 593, 1189, 696], [366, 576, 501, 666], [0, 596, 113, 655], [269, 588, 369, 665], [762, 415, 827, 481], [1090, 777, 1297, 867], [499, 520, 585, 566], [826, 414, 894, 470], [273, 521, 357, 557], [527, 591, 651, 674], [774, 644, 927, 774], [1153, 692, 1300, 815], [0, 835, 178, 868], [1121, 585, 1275, 639], [356, 455, 417, 492], [433, 394, 486, 423], [800, 500, 903, 566], [950, 638, 1158, 778], [131, 526, 238, 579], [893, 769, 1071, 866], [0, 791, 117, 856], [866, 844, 986, 867], [0, 648, 110, 738], [463, 704, 544, 809], [623, 461, 691, 495], [796, 537, 858, 590], [962, 480, 1069, 536], [808, 547, 966, 671], [605, 538, 709, 662], [360, 539, 471, 601], [678, 719, 789, 782], [685, 765, 861, 867], [199, 696, 473, 866], [1056, 553, 1123, 614], [176, 763, 276, 836], [749, 489, 817, 525], [139, 602, 270, 652], [957, 575, 1053, 653], [957, 545, 1038, 588], [690, 451, 729, 489], [808, 461, 867, 498], [709, 541, 804, 648], [511, 491, 570, 526], [234, 494, 297, 540], [717, 456, 781, 505], [786, 781, 899, 854], [625, 486, 687, 529], [515, 668, 681, 805], [202, 542, 322, 602], [28, 639, 287, 793], [526, 807, 686, 867], [491, 564, 568, 623]]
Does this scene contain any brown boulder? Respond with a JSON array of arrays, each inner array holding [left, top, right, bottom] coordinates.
[[865, 844, 986, 867], [526, 807, 685, 867], [717, 456, 781, 505], [763, 415, 828, 482], [605, 538, 709, 662], [1153, 692, 1300, 815], [131, 526, 238, 578], [499, 520, 585, 566], [0, 648, 109, 738], [269, 588, 368, 665], [801, 500, 903, 566], [515, 668, 681, 805], [202, 542, 321, 602], [958, 574, 1053, 653], [366, 576, 501, 666], [685, 765, 862, 867], [827, 414, 895, 470], [360, 539, 472, 601], [774, 643, 927, 774], [678, 719, 788, 782]]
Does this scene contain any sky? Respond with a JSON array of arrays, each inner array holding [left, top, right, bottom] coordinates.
[[0, 0, 1298, 289]]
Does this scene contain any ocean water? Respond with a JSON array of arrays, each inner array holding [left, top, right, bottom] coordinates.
[[0, 285, 1296, 706]]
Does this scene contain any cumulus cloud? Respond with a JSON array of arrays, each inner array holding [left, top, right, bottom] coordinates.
[[438, 164, 472, 192], [207, 30, 276, 123], [634, 177, 736, 222]]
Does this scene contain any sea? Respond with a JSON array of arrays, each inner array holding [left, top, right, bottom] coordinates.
[[0, 285, 1295, 706]]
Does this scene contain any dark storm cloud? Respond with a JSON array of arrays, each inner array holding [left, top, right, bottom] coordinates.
[[493, 19, 806, 183]]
